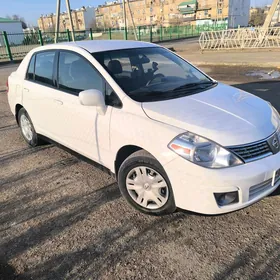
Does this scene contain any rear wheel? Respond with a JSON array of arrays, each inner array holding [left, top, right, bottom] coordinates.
[[18, 108, 41, 147], [118, 150, 176, 215]]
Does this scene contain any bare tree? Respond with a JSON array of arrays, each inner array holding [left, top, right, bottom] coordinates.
[[249, 8, 266, 26]]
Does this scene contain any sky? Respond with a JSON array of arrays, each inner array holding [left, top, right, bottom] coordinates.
[[0, 0, 275, 26]]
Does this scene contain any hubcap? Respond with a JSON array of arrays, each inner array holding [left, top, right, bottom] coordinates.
[[20, 115, 33, 141], [126, 166, 169, 210]]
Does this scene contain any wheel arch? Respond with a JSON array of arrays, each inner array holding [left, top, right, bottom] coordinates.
[[114, 145, 143, 177], [15, 104, 23, 124]]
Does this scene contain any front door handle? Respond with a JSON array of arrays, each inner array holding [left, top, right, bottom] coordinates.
[[23, 88, 29, 92], [54, 99, 63, 105]]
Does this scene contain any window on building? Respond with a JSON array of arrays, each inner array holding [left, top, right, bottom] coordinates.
[[204, 10, 208, 16], [218, 9, 222, 15]]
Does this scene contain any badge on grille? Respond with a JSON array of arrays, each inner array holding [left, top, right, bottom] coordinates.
[[272, 136, 279, 150], [268, 134, 280, 154]]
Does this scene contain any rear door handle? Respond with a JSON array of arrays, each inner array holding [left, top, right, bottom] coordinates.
[[23, 88, 29, 92], [54, 99, 63, 105]]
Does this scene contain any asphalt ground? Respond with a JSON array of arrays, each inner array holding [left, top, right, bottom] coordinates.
[[0, 63, 279, 280]]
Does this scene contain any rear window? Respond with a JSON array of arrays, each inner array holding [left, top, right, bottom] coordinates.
[[34, 51, 55, 86]]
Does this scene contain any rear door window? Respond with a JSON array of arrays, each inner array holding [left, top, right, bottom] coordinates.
[[26, 54, 35, 80], [34, 51, 55, 86]]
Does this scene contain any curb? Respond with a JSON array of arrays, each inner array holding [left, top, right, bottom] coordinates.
[[0, 87, 7, 93], [156, 36, 199, 44], [190, 62, 280, 68], [0, 60, 22, 66]]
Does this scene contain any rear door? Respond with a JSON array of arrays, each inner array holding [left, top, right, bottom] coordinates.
[[22, 50, 59, 139]]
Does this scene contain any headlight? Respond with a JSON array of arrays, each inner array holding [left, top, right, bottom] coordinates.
[[168, 132, 243, 168], [270, 104, 280, 140], [270, 103, 279, 115], [270, 103, 280, 121], [274, 107, 280, 119]]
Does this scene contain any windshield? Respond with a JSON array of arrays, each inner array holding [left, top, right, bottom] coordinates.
[[92, 47, 215, 102]]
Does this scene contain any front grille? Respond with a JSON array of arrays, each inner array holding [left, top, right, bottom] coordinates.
[[249, 179, 273, 200], [249, 173, 280, 200], [229, 140, 272, 162]]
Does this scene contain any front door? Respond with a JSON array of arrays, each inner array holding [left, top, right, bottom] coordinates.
[[51, 50, 112, 165]]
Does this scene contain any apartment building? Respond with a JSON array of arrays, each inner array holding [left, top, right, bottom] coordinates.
[[95, 0, 250, 29], [38, 6, 96, 32]]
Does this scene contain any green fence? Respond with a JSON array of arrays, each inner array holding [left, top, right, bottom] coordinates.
[[0, 24, 227, 62]]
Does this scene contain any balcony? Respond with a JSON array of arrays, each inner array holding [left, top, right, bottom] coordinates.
[[181, 16, 195, 22], [178, 0, 197, 14]]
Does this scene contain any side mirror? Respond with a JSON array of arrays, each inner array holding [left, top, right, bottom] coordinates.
[[79, 89, 106, 115]]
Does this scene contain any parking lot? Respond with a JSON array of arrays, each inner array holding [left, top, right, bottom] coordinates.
[[0, 63, 279, 280]]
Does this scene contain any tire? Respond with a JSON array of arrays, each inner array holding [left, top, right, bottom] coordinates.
[[18, 108, 42, 147], [118, 150, 176, 216]]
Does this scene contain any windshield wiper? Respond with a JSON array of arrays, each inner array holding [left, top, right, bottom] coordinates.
[[173, 81, 217, 92], [128, 81, 218, 102], [128, 90, 163, 97], [128, 90, 165, 101]]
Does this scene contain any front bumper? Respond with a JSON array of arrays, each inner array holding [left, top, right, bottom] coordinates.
[[164, 151, 280, 214]]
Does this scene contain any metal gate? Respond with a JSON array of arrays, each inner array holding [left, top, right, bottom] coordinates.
[[199, 27, 280, 50]]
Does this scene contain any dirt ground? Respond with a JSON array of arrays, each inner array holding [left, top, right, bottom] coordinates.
[[0, 63, 279, 280]]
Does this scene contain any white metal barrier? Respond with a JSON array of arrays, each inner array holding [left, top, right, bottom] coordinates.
[[199, 27, 280, 50]]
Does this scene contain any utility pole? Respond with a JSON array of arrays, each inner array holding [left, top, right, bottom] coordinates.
[[65, 0, 75, 41], [55, 0, 61, 43], [278, 3, 280, 23], [122, 0, 128, 39], [160, 0, 164, 27], [257, 0, 280, 44], [150, 0, 153, 27], [55, 0, 75, 42], [263, 0, 280, 30], [127, 0, 138, 40]]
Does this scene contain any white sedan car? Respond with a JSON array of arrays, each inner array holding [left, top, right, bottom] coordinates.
[[7, 40, 280, 215]]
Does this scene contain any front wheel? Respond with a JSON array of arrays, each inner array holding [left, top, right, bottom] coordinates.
[[118, 150, 176, 215]]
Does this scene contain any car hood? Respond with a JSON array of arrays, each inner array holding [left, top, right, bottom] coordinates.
[[142, 83, 279, 146]]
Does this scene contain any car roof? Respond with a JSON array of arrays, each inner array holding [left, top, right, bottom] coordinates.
[[46, 40, 157, 53]]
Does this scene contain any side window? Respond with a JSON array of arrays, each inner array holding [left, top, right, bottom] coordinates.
[[58, 51, 104, 95], [34, 51, 55, 86], [26, 54, 35, 80]]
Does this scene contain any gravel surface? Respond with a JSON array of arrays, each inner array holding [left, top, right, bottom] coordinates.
[[0, 64, 279, 280]]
